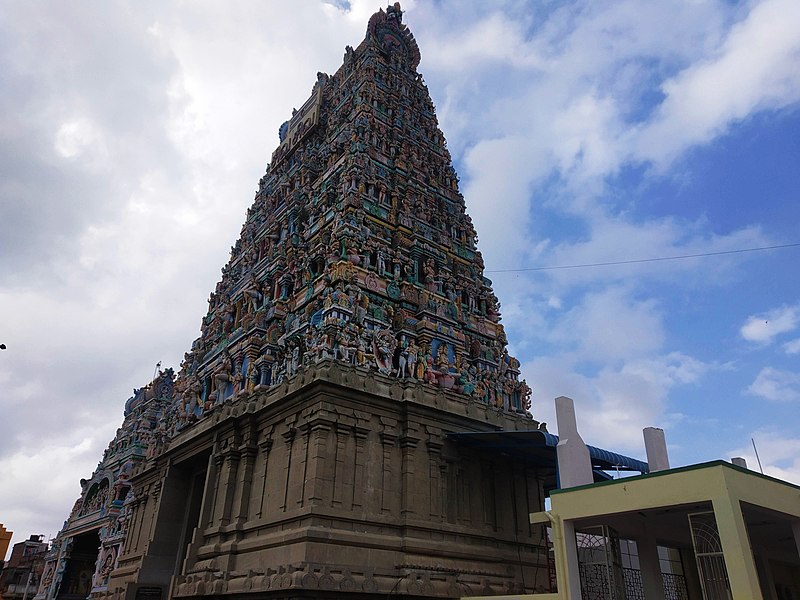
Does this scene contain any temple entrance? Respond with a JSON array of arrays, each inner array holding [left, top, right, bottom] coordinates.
[[174, 453, 210, 578], [132, 450, 211, 599], [58, 530, 99, 600]]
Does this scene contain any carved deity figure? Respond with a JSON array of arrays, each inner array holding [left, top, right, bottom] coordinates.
[[244, 274, 265, 313], [405, 340, 419, 379], [217, 298, 235, 335], [213, 359, 233, 404], [376, 248, 387, 275], [372, 329, 396, 375], [435, 345, 450, 372], [395, 339, 409, 378]]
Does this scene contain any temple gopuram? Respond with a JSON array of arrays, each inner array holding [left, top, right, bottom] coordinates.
[[38, 5, 552, 599]]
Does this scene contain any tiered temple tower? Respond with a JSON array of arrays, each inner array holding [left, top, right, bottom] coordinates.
[[39, 5, 550, 600], [173, 4, 531, 417]]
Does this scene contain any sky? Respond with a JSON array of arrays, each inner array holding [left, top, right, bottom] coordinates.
[[1, 0, 799, 554]]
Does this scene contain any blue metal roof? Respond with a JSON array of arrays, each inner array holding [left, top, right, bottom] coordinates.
[[529, 429, 648, 472], [447, 430, 649, 476]]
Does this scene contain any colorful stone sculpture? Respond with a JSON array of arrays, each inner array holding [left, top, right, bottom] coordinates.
[[156, 2, 533, 434]]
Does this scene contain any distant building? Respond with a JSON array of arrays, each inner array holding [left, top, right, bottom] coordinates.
[[0, 536, 48, 600], [0, 524, 12, 566]]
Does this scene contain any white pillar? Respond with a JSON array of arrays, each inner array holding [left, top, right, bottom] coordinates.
[[643, 427, 670, 472], [555, 396, 593, 488], [711, 496, 764, 600], [562, 520, 583, 600]]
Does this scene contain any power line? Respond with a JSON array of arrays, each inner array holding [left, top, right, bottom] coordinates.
[[485, 242, 800, 274]]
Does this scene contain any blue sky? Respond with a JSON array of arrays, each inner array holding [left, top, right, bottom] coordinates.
[[413, 0, 800, 471], [1, 0, 798, 552]]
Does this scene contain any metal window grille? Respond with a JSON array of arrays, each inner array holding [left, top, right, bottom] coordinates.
[[688, 511, 732, 600], [663, 572, 690, 600], [576, 526, 627, 600]]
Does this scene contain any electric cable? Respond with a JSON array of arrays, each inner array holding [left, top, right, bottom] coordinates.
[[484, 242, 800, 274]]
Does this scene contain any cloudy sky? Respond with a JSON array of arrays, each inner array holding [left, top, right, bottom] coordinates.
[[2, 0, 799, 553]]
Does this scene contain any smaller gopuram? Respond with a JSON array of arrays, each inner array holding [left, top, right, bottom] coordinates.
[[35, 371, 175, 600], [45, 5, 554, 600]]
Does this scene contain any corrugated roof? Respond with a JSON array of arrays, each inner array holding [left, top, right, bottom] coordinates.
[[446, 430, 649, 484]]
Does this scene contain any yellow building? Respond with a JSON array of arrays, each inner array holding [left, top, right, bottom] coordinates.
[[466, 461, 800, 600], [463, 397, 800, 600], [539, 460, 800, 599], [465, 459, 800, 600]]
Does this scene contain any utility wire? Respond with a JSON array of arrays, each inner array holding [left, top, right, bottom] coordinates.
[[485, 242, 800, 274]]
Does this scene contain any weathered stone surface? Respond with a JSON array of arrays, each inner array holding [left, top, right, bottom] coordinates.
[[105, 364, 548, 599]]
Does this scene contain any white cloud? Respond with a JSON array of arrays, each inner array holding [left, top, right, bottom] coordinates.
[[420, 0, 792, 288], [54, 118, 107, 161], [523, 285, 712, 454], [747, 367, 800, 402], [740, 304, 799, 344], [547, 296, 562, 310], [462, 135, 544, 269], [423, 0, 800, 195], [551, 286, 664, 362], [729, 431, 800, 485], [420, 11, 546, 71], [634, 0, 800, 168], [544, 218, 768, 290], [784, 338, 800, 354], [622, 352, 709, 388], [0, 439, 102, 545], [525, 351, 711, 455]]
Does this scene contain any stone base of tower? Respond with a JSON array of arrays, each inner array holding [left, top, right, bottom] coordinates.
[[105, 361, 549, 600]]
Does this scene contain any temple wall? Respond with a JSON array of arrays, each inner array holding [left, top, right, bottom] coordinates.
[[107, 362, 547, 600]]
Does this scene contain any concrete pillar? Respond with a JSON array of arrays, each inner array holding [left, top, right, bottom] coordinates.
[[754, 547, 778, 600], [711, 496, 764, 600], [643, 427, 670, 472], [561, 519, 583, 600], [636, 529, 666, 600], [555, 396, 593, 489]]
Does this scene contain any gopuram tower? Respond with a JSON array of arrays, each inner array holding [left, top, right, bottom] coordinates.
[[38, 5, 552, 600]]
